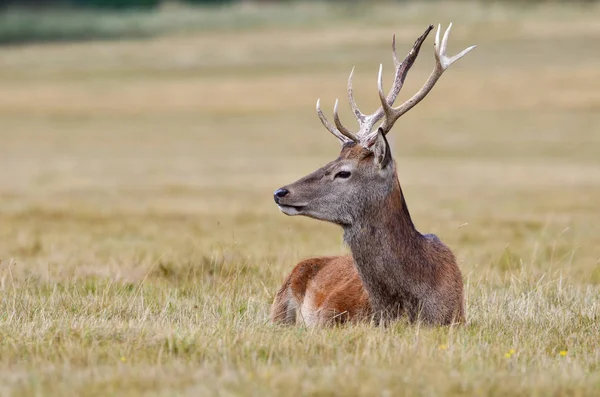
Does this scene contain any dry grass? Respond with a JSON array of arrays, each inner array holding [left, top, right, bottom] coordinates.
[[1, 2, 599, 396]]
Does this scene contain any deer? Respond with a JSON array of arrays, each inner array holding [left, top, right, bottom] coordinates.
[[270, 24, 475, 327]]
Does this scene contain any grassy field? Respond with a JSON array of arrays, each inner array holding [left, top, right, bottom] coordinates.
[[1, 2, 600, 396]]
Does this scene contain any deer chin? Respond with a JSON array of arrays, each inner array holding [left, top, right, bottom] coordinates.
[[277, 204, 306, 216]]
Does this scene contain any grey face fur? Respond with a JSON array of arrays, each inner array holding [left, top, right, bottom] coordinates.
[[274, 131, 393, 226]]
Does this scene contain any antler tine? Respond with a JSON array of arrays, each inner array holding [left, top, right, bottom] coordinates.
[[356, 25, 433, 144], [380, 25, 433, 118], [392, 34, 401, 69], [333, 99, 360, 142], [352, 25, 433, 141], [377, 23, 476, 136], [316, 99, 353, 144], [377, 64, 395, 125], [315, 24, 453, 145], [347, 67, 366, 123]]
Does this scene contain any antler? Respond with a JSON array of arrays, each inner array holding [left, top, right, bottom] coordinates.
[[316, 23, 476, 146], [373, 23, 476, 140], [317, 25, 433, 145]]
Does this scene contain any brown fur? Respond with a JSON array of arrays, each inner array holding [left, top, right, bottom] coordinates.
[[270, 255, 369, 326], [271, 140, 465, 327], [345, 174, 465, 325]]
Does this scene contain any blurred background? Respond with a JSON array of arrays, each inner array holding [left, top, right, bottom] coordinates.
[[0, 0, 599, 394]]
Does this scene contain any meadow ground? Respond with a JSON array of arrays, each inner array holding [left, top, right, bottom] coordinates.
[[0, 2, 599, 396]]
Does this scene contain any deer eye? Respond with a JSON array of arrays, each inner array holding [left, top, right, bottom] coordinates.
[[334, 171, 351, 179]]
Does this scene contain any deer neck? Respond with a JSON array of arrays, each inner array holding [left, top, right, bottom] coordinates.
[[343, 175, 424, 313]]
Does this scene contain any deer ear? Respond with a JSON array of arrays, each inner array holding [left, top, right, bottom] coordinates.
[[366, 128, 392, 169]]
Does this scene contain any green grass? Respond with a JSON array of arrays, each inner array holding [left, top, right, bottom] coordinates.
[[1, 1, 600, 396], [1, 0, 599, 45], [0, 2, 373, 45]]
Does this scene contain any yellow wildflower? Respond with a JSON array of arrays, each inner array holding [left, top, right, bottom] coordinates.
[[559, 350, 567, 357], [504, 349, 516, 359]]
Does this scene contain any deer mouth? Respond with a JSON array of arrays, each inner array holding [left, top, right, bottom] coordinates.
[[277, 204, 306, 216]]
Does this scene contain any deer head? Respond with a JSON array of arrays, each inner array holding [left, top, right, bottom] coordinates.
[[274, 24, 475, 227]]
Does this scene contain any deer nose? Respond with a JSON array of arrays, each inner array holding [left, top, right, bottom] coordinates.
[[274, 188, 289, 204]]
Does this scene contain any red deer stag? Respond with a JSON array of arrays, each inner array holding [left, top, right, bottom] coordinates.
[[271, 24, 475, 326]]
